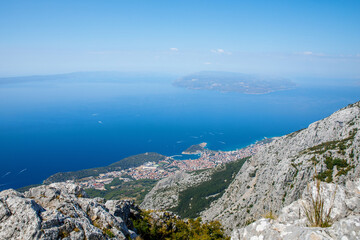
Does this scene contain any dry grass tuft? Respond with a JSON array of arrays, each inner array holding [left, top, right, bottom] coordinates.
[[302, 179, 336, 228], [263, 210, 277, 220]]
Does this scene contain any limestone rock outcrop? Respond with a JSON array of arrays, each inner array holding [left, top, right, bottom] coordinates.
[[0, 183, 139, 240], [231, 178, 360, 240]]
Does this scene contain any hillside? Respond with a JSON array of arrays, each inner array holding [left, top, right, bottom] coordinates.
[[141, 158, 248, 219], [85, 178, 157, 204], [140, 168, 215, 211], [44, 152, 166, 184], [170, 158, 248, 218], [200, 101, 360, 233]]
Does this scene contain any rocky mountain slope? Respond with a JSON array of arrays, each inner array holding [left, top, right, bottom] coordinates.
[[0, 183, 139, 239], [201, 101, 360, 233], [141, 157, 248, 219], [231, 179, 360, 239]]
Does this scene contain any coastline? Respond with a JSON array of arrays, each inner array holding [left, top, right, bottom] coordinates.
[[205, 136, 275, 153]]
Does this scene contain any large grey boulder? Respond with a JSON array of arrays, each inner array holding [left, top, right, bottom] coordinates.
[[0, 183, 139, 240], [0, 189, 43, 239]]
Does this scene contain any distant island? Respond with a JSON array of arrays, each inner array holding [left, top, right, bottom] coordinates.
[[173, 71, 296, 94]]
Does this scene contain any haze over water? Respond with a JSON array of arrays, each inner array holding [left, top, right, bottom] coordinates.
[[0, 73, 359, 190]]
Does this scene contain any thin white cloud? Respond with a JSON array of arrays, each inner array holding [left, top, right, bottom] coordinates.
[[211, 49, 232, 55], [204, 62, 212, 65], [297, 51, 325, 57], [292, 51, 360, 60], [302, 51, 313, 55], [170, 48, 179, 51]]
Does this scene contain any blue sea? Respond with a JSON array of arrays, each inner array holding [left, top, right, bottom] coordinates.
[[0, 73, 359, 190]]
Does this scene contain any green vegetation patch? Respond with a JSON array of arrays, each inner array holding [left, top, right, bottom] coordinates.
[[324, 157, 348, 169], [287, 128, 305, 138], [102, 228, 115, 238], [85, 178, 157, 204], [303, 128, 357, 155], [316, 156, 353, 183], [336, 165, 355, 177], [132, 210, 229, 240], [316, 170, 333, 183], [291, 163, 299, 178], [170, 157, 248, 218]]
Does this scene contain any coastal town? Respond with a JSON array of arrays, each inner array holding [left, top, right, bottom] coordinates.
[[70, 139, 273, 190]]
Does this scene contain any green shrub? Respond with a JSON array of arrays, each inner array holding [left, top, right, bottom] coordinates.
[[317, 157, 350, 183], [133, 211, 229, 240], [316, 170, 333, 183], [103, 228, 115, 238], [244, 218, 255, 226], [349, 149, 354, 158]]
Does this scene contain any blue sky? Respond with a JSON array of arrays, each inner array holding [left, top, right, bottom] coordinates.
[[0, 0, 359, 77]]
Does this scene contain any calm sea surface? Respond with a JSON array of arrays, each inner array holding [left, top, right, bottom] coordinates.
[[0, 75, 359, 190]]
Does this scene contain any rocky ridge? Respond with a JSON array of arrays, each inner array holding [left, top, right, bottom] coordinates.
[[0, 183, 139, 239], [231, 178, 360, 239], [201, 101, 360, 232]]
